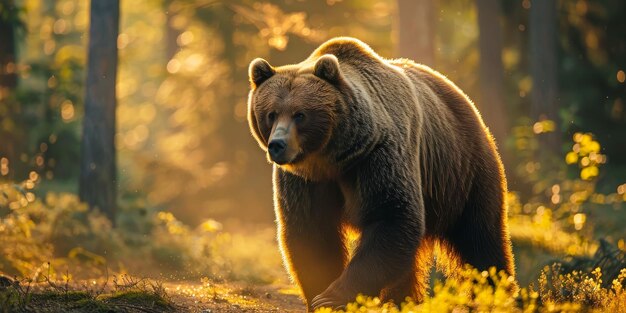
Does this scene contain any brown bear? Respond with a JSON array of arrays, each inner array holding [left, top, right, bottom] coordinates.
[[246, 37, 515, 311]]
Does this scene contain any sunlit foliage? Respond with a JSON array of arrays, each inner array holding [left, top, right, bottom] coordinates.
[[565, 132, 605, 181], [506, 121, 625, 283], [315, 265, 626, 312], [0, 180, 285, 285]]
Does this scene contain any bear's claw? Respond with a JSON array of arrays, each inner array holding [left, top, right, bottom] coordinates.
[[310, 298, 346, 311], [311, 289, 350, 310]]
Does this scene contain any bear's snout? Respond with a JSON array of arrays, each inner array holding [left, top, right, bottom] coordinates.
[[268, 139, 288, 164]]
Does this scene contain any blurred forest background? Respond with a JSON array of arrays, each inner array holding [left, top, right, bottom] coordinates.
[[1, 0, 626, 311]]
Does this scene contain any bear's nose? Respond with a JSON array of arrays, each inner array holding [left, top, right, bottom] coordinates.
[[268, 139, 287, 161]]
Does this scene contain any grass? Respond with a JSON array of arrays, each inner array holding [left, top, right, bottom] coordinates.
[[0, 274, 175, 313], [0, 274, 306, 313]]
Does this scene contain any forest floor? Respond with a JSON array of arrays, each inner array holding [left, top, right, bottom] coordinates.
[[166, 280, 304, 312], [0, 277, 305, 312]]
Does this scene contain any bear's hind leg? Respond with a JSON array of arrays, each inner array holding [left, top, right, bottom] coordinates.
[[446, 184, 515, 276]]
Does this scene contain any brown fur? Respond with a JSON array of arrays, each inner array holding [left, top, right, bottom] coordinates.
[[247, 37, 515, 311]]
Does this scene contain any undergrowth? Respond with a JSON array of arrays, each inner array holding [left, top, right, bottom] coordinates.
[[315, 238, 626, 312], [0, 181, 284, 283]]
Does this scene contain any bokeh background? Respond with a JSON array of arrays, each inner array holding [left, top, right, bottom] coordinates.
[[1, 0, 625, 291]]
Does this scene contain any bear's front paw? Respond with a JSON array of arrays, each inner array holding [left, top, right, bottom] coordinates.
[[310, 283, 354, 311]]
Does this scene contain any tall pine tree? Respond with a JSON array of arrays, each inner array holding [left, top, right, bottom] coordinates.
[[79, 0, 120, 223]]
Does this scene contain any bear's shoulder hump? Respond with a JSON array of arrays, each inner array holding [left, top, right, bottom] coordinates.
[[312, 37, 382, 63]]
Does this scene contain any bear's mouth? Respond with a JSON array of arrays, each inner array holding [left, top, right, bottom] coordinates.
[[277, 152, 339, 181], [272, 157, 290, 165], [269, 151, 303, 165]]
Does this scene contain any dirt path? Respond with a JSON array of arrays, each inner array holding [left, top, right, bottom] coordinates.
[[165, 280, 305, 312]]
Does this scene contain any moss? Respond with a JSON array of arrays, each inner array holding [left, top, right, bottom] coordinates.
[[27, 291, 112, 313], [104, 290, 174, 310], [0, 288, 21, 313], [72, 299, 112, 312], [31, 291, 91, 302]]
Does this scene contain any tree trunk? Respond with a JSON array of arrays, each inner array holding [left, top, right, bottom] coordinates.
[[396, 0, 435, 66], [0, 0, 19, 176], [0, 1, 17, 90], [79, 0, 119, 223], [475, 0, 510, 168], [530, 0, 560, 152]]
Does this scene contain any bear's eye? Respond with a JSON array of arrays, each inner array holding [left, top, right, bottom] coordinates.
[[267, 112, 277, 123], [293, 112, 305, 123]]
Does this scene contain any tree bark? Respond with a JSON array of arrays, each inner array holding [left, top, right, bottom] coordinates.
[[396, 0, 435, 66], [79, 0, 119, 223], [530, 0, 560, 151], [475, 0, 510, 168]]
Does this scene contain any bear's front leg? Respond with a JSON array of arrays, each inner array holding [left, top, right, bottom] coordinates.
[[311, 149, 424, 310], [310, 219, 422, 309], [273, 168, 347, 311]]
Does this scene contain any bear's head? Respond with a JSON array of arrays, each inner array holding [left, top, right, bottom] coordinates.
[[247, 54, 345, 177]]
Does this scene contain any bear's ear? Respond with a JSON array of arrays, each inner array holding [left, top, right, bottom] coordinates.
[[249, 58, 275, 88], [314, 54, 342, 84]]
